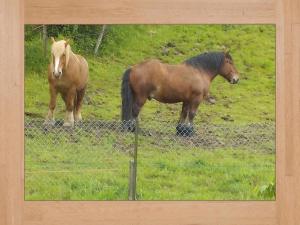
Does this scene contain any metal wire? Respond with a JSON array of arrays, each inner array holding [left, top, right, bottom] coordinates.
[[25, 119, 275, 153], [25, 118, 275, 200], [25, 119, 136, 154], [138, 121, 275, 152]]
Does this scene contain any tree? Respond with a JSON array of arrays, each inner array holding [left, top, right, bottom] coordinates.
[[42, 25, 47, 58], [94, 25, 107, 56]]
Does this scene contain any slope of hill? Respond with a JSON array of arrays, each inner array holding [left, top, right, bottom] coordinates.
[[25, 25, 275, 200], [25, 25, 275, 124]]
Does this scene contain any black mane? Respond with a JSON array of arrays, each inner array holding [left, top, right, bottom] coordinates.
[[184, 51, 226, 74]]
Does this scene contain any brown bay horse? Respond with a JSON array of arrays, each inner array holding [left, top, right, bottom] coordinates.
[[44, 38, 89, 127], [121, 51, 239, 135]]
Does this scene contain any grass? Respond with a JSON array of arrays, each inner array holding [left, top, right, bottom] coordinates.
[[25, 131, 131, 200], [25, 139, 274, 200], [138, 148, 274, 200], [25, 25, 275, 200]]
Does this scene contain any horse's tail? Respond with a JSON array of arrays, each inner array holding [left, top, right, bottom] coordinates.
[[121, 68, 134, 122]]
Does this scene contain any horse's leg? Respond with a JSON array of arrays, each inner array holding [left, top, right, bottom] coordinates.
[[63, 88, 76, 127], [74, 87, 86, 122], [123, 95, 145, 132], [176, 102, 189, 135], [187, 98, 202, 126], [177, 96, 200, 136], [178, 102, 188, 124], [129, 95, 146, 131], [132, 96, 147, 119], [44, 85, 57, 125]]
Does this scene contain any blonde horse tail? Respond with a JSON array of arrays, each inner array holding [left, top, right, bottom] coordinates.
[[121, 68, 133, 122]]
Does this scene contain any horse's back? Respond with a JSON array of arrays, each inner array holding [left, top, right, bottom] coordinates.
[[130, 59, 208, 102], [76, 54, 89, 77], [72, 54, 89, 88], [132, 59, 203, 87], [132, 59, 167, 82]]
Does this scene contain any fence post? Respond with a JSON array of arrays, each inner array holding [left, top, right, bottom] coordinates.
[[128, 118, 139, 200], [128, 159, 135, 200]]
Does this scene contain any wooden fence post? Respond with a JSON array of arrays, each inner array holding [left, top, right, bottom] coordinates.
[[128, 159, 135, 200], [128, 118, 138, 200]]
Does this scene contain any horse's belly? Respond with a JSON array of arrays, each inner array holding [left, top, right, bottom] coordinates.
[[154, 96, 182, 103], [152, 87, 186, 103], [151, 81, 204, 103]]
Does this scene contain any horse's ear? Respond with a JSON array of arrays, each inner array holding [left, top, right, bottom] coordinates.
[[65, 39, 70, 48], [225, 49, 230, 56], [51, 37, 56, 43]]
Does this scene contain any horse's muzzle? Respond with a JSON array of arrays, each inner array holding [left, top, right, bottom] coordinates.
[[230, 76, 239, 84], [53, 71, 62, 79]]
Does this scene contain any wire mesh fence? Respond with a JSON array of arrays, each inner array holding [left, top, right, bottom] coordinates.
[[138, 121, 275, 152], [24, 118, 275, 200], [25, 119, 136, 153], [25, 119, 275, 152], [25, 119, 135, 200]]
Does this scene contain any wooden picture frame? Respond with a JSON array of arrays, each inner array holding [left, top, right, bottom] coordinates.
[[0, 0, 299, 224]]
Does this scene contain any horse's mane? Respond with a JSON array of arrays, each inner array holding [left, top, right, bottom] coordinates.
[[51, 40, 75, 68], [185, 51, 228, 74]]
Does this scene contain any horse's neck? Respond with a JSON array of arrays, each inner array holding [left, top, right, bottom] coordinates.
[[205, 71, 218, 83], [69, 50, 76, 60], [67, 50, 78, 67]]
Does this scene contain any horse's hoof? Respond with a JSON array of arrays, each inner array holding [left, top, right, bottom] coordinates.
[[123, 124, 136, 132], [63, 121, 74, 127], [122, 120, 136, 132], [43, 119, 55, 126], [74, 120, 83, 126], [206, 96, 216, 104], [74, 114, 82, 122], [186, 126, 195, 136], [176, 124, 194, 137], [74, 119, 83, 125]]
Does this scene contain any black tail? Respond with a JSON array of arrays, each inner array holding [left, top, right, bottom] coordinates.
[[121, 68, 134, 122]]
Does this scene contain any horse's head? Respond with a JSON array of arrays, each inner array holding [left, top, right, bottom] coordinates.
[[219, 51, 239, 84], [50, 37, 70, 79]]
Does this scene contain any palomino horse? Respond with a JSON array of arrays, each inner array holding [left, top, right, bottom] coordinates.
[[44, 38, 89, 126], [121, 51, 239, 135]]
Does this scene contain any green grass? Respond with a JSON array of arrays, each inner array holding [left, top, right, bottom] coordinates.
[[25, 25, 275, 200], [25, 141, 274, 200], [138, 148, 274, 200], [25, 132, 131, 200]]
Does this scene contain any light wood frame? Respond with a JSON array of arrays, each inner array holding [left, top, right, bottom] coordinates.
[[0, 0, 299, 224]]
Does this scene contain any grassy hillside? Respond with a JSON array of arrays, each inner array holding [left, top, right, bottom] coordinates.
[[25, 25, 275, 124], [25, 25, 275, 200]]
